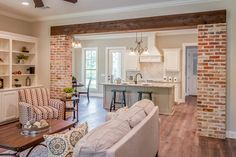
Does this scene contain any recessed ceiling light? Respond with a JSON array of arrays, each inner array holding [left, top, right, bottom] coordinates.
[[21, 2, 30, 6]]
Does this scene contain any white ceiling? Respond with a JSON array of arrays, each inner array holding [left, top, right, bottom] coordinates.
[[0, 0, 220, 22]]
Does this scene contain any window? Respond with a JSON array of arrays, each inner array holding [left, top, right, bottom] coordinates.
[[83, 48, 98, 90]]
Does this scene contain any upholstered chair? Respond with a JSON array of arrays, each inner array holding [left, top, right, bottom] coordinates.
[[18, 88, 64, 125]]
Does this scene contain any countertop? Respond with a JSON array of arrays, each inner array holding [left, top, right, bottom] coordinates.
[[102, 82, 175, 88]]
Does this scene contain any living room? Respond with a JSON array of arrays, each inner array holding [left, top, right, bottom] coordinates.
[[0, 0, 236, 157]]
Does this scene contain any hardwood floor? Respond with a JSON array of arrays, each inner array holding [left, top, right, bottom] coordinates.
[[0, 96, 236, 157], [159, 96, 236, 157]]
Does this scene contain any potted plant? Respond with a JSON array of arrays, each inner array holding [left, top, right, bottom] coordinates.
[[17, 54, 29, 64], [63, 87, 74, 99]]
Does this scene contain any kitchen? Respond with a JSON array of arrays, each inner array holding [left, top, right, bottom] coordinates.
[[72, 29, 198, 115]]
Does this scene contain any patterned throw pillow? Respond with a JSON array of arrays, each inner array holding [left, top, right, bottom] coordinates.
[[44, 122, 88, 157]]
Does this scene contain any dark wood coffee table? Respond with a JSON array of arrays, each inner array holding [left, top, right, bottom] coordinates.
[[0, 120, 76, 157]]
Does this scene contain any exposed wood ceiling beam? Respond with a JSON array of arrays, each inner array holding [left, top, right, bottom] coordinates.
[[64, 0, 78, 3], [51, 10, 226, 36]]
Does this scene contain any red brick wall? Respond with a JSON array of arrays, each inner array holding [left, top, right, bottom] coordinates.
[[197, 23, 227, 139], [50, 35, 72, 99]]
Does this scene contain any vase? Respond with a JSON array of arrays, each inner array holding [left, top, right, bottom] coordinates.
[[66, 93, 72, 99], [18, 59, 25, 64]]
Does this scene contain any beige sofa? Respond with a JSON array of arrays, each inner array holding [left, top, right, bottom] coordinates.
[[73, 99, 160, 157]]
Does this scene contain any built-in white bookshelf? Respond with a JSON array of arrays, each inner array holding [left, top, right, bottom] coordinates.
[[0, 31, 38, 90]]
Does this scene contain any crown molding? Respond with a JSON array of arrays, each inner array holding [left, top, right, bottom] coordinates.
[[0, 0, 222, 22], [75, 32, 148, 40], [156, 29, 198, 36], [0, 10, 33, 22], [76, 29, 197, 40]]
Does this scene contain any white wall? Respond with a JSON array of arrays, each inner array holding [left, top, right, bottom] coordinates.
[[31, 0, 236, 136], [0, 15, 33, 36]]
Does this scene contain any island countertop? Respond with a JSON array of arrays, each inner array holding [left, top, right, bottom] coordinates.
[[101, 82, 175, 88]]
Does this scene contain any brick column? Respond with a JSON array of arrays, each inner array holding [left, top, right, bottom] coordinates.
[[197, 23, 227, 139], [50, 35, 72, 99]]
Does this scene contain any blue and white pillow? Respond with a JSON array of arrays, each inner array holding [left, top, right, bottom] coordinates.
[[44, 122, 88, 157]]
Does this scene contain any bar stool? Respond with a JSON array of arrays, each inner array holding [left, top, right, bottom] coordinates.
[[110, 89, 126, 111], [138, 91, 152, 101]]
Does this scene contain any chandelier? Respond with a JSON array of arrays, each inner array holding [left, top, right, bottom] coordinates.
[[128, 33, 148, 56], [72, 37, 82, 48]]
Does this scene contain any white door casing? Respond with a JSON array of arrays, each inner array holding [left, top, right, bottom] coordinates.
[[105, 47, 126, 81], [182, 43, 198, 100], [186, 46, 198, 95]]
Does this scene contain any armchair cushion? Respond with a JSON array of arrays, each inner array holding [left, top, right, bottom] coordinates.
[[32, 106, 59, 121], [49, 99, 65, 119], [19, 102, 34, 125]]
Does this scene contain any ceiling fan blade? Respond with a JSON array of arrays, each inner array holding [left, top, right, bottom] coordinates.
[[33, 0, 44, 8], [64, 0, 78, 3]]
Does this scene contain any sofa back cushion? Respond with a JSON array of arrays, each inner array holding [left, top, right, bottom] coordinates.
[[18, 88, 50, 106], [117, 106, 146, 128], [73, 119, 131, 157], [131, 99, 155, 115]]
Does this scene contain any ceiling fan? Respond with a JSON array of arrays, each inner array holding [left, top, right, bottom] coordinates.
[[33, 0, 78, 8]]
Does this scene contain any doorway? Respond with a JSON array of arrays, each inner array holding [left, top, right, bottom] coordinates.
[[105, 47, 126, 81], [186, 46, 198, 96]]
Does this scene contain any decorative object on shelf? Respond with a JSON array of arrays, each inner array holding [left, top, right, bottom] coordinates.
[[22, 119, 50, 136], [0, 58, 4, 63], [0, 78, 3, 89], [63, 87, 74, 99], [14, 79, 21, 87], [16, 54, 29, 64], [25, 76, 31, 86], [72, 37, 82, 48], [27, 67, 35, 74], [128, 32, 148, 56], [12, 71, 22, 75], [21, 46, 29, 53]]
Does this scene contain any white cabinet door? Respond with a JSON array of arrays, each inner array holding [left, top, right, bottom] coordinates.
[[1, 91, 18, 122], [164, 48, 181, 71], [124, 53, 139, 70]]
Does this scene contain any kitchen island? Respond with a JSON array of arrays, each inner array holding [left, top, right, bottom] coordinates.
[[102, 83, 175, 115]]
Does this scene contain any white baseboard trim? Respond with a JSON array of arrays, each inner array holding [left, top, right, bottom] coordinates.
[[177, 99, 185, 104], [226, 131, 236, 139]]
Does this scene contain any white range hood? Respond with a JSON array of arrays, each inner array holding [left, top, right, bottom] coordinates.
[[139, 32, 162, 63]]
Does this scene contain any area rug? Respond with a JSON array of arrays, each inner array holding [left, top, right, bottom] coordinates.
[[2, 142, 47, 157]]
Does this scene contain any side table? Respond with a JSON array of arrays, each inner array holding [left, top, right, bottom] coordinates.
[[61, 97, 80, 123]]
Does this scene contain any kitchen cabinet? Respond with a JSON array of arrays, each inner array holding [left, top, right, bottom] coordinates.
[[164, 48, 181, 71], [124, 53, 140, 70], [0, 91, 18, 123]]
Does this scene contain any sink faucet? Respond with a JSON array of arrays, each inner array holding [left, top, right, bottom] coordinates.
[[134, 73, 143, 84]]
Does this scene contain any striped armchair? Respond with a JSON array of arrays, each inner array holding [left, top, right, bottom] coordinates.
[[18, 88, 64, 125]]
